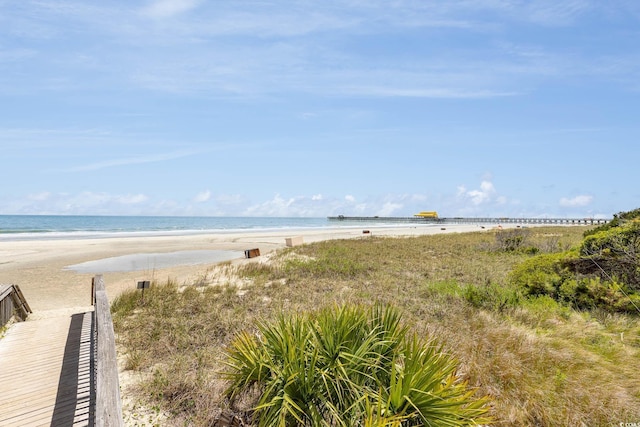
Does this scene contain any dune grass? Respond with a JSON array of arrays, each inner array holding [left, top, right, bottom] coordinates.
[[112, 227, 640, 426]]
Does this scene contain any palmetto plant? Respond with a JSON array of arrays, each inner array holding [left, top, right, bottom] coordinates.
[[222, 304, 491, 426]]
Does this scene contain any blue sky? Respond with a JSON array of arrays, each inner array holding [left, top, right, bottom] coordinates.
[[1, 1, 639, 218]]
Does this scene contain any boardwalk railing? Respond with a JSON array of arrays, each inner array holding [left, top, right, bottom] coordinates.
[[0, 284, 32, 327], [92, 275, 124, 427]]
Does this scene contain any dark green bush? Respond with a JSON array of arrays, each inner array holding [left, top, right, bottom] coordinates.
[[509, 213, 640, 314], [578, 222, 640, 291], [509, 253, 572, 299]]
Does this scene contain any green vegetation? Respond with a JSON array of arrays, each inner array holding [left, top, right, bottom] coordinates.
[[583, 207, 640, 238], [112, 225, 640, 426], [511, 209, 640, 314], [223, 304, 490, 426]]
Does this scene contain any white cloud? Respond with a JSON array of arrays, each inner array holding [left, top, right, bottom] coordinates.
[[464, 180, 497, 206], [559, 194, 593, 207], [193, 190, 211, 203], [0, 183, 602, 218], [450, 179, 513, 216], [244, 194, 298, 217]]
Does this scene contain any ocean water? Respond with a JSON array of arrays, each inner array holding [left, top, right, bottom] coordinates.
[[0, 215, 332, 240]]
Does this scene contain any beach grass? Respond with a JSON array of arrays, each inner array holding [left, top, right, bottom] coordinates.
[[112, 226, 640, 426]]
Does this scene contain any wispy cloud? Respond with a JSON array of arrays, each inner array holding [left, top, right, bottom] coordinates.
[[0, 1, 635, 219], [61, 150, 200, 172], [560, 195, 593, 207], [521, 0, 594, 26], [5, 0, 638, 99]]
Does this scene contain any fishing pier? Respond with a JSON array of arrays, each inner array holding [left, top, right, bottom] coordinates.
[[328, 216, 610, 226]]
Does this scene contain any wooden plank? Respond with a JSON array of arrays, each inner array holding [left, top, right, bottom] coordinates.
[[0, 311, 94, 427]]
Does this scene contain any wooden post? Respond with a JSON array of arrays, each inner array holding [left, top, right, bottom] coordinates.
[[137, 280, 150, 304]]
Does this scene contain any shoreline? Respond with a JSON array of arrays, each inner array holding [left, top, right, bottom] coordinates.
[[0, 223, 547, 313]]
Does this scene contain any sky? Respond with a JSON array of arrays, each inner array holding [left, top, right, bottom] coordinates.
[[1, 1, 639, 218]]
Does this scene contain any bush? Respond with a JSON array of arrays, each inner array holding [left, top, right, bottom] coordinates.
[[561, 278, 640, 312], [509, 221, 640, 314], [494, 229, 530, 252], [222, 303, 491, 426], [509, 253, 572, 299], [578, 221, 640, 291]]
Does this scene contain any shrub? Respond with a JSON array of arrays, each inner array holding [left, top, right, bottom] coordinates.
[[509, 253, 572, 299], [509, 222, 640, 314], [578, 221, 640, 291], [494, 229, 530, 252], [222, 303, 491, 426]]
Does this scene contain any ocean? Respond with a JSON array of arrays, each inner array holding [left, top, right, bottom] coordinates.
[[0, 215, 333, 241]]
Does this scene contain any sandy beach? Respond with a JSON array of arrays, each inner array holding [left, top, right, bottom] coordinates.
[[0, 224, 491, 315]]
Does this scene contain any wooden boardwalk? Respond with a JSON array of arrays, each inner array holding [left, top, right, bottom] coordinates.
[[0, 311, 95, 426]]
